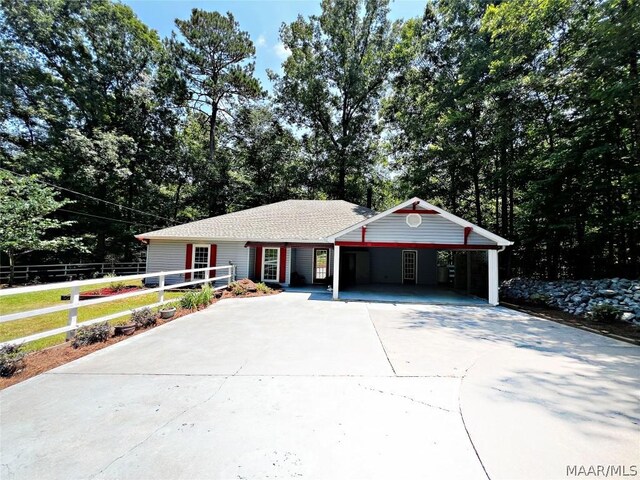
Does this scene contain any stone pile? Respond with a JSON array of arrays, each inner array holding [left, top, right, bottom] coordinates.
[[500, 277, 640, 324]]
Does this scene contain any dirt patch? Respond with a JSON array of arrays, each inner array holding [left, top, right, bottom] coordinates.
[[1, 286, 282, 390], [502, 300, 640, 344]]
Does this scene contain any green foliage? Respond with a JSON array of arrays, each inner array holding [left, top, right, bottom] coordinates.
[[130, 307, 157, 328], [271, 0, 401, 202], [196, 285, 214, 306], [231, 283, 246, 296], [72, 322, 110, 348], [255, 282, 271, 294], [0, 344, 26, 378], [103, 273, 127, 292], [0, 170, 85, 284], [180, 291, 200, 310], [590, 305, 623, 324], [528, 293, 551, 307]]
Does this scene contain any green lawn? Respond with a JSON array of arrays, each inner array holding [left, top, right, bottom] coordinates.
[[0, 280, 183, 351]]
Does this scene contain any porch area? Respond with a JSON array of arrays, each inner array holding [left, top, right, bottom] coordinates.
[[339, 284, 488, 306]]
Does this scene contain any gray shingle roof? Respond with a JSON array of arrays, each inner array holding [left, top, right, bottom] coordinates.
[[137, 200, 376, 241]]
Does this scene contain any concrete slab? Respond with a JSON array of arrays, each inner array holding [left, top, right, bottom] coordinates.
[[1, 293, 639, 480], [339, 284, 488, 306]]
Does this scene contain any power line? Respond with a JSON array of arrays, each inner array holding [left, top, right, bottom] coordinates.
[[0, 166, 179, 225], [58, 208, 158, 229]]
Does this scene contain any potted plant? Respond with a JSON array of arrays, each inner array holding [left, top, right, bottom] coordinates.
[[113, 320, 136, 336], [159, 305, 177, 319]]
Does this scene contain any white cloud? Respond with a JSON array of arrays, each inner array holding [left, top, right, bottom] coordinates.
[[256, 34, 267, 47], [274, 42, 291, 59]]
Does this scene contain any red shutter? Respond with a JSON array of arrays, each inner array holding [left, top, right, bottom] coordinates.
[[255, 246, 262, 281], [185, 244, 193, 281], [279, 247, 286, 283], [209, 244, 217, 278]]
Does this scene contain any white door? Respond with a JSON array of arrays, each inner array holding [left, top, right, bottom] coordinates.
[[402, 250, 417, 285], [262, 248, 279, 282]]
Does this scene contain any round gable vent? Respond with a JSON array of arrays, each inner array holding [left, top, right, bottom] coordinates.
[[406, 213, 422, 228]]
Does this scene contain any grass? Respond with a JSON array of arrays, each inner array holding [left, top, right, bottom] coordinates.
[[0, 280, 183, 351]]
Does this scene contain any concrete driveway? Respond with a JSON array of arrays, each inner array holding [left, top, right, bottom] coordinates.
[[1, 292, 638, 480]]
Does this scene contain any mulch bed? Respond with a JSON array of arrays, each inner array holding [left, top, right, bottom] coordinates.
[[83, 286, 141, 296], [502, 299, 640, 344], [1, 285, 282, 390]]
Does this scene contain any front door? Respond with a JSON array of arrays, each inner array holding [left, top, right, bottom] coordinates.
[[313, 248, 329, 283], [402, 250, 417, 285]]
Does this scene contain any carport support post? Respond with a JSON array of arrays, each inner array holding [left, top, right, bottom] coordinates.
[[488, 250, 499, 306], [332, 245, 340, 300]]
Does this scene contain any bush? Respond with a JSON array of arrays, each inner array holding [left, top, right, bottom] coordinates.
[[255, 282, 271, 294], [180, 291, 199, 310], [0, 344, 26, 378], [72, 322, 110, 348], [231, 283, 246, 296], [103, 273, 127, 292], [131, 307, 157, 328], [590, 304, 622, 323], [197, 285, 214, 306], [528, 293, 551, 307]]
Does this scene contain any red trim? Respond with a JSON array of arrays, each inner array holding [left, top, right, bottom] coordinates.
[[463, 227, 473, 245], [185, 244, 193, 281], [361, 226, 366, 242], [393, 209, 438, 214], [335, 241, 499, 250], [279, 247, 286, 283], [209, 244, 217, 276], [255, 246, 262, 280]]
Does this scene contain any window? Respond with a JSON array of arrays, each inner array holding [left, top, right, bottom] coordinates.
[[406, 213, 422, 228], [193, 245, 210, 280], [262, 248, 279, 282]]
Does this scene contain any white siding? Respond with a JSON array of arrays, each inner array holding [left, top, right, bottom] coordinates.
[[337, 214, 497, 245], [145, 240, 187, 285], [145, 240, 249, 286], [215, 241, 250, 285]]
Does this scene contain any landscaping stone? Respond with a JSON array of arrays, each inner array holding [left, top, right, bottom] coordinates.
[[500, 277, 640, 325]]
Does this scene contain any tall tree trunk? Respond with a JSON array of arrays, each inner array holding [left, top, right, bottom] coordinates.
[[209, 103, 218, 163]]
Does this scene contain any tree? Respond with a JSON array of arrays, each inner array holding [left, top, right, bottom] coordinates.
[[271, 0, 401, 204], [0, 170, 83, 285], [168, 9, 263, 214]]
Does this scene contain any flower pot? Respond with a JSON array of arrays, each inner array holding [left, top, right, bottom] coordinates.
[[114, 323, 136, 336], [159, 307, 176, 319]]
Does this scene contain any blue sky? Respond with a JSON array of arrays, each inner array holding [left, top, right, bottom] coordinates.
[[123, 0, 426, 90]]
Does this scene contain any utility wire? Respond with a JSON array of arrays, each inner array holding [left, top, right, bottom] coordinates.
[[58, 208, 158, 229], [0, 166, 179, 225]]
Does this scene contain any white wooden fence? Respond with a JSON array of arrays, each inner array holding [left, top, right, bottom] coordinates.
[[0, 262, 146, 283], [0, 265, 236, 348]]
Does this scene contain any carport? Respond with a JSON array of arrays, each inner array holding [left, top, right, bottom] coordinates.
[[328, 198, 513, 305]]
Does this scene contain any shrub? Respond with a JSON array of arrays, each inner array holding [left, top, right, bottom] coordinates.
[[0, 344, 26, 378], [232, 283, 246, 296], [528, 293, 551, 307], [196, 285, 214, 306], [103, 273, 127, 292], [590, 304, 622, 323], [72, 322, 110, 348], [131, 307, 157, 328], [180, 291, 199, 310], [255, 282, 271, 294]]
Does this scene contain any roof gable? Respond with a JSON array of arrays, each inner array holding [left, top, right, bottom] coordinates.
[[330, 197, 513, 246]]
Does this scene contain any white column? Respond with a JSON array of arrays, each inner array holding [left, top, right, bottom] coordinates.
[[488, 249, 499, 306], [285, 247, 292, 286], [158, 273, 165, 303], [332, 245, 340, 300]]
